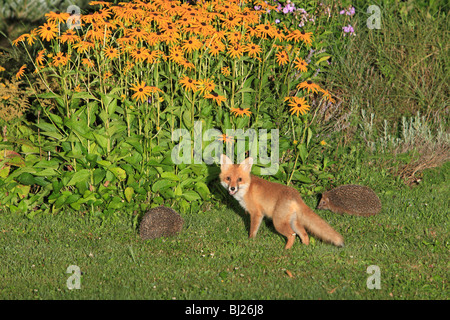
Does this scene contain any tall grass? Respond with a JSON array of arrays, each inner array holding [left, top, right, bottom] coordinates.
[[319, 0, 449, 128]]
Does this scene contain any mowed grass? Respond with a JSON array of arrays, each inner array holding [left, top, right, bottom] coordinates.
[[0, 163, 448, 300]]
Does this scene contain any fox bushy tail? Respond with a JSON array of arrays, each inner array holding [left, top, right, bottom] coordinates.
[[293, 200, 344, 247]]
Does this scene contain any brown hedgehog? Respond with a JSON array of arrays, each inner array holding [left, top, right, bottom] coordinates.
[[139, 206, 184, 240], [317, 185, 381, 217]]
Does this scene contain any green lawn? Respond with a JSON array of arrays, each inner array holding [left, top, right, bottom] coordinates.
[[0, 163, 448, 300]]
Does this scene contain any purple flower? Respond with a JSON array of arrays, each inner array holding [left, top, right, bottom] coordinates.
[[340, 9, 346, 15], [275, 19, 281, 24], [347, 7, 355, 16], [283, 3, 296, 14], [342, 24, 355, 36]]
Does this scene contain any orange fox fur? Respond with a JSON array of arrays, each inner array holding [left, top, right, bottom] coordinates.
[[220, 155, 344, 249]]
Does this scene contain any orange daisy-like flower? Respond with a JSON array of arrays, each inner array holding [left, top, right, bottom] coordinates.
[[168, 45, 184, 63], [217, 134, 234, 145], [293, 57, 308, 72], [182, 37, 203, 54], [35, 49, 46, 66], [103, 46, 119, 60], [12, 34, 27, 46], [179, 75, 199, 93], [45, 11, 70, 24], [287, 30, 313, 45], [221, 15, 241, 30], [37, 22, 58, 41], [129, 27, 148, 41], [73, 40, 94, 54], [204, 91, 226, 106], [82, 58, 95, 68], [60, 29, 79, 44], [230, 107, 252, 117], [255, 23, 276, 39], [320, 89, 336, 103], [130, 81, 152, 103], [16, 64, 26, 80], [26, 30, 38, 46], [197, 78, 215, 95], [208, 40, 225, 57], [131, 47, 149, 62], [297, 80, 321, 93], [221, 67, 231, 76], [228, 43, 245, 59], [275, 50, 289, 66], [245, 43, 262, 58], [287, 97, 311, 116], [52, 52, 69, 67]]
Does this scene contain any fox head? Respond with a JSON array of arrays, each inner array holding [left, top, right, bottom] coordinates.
[[219, 154, 253, 196]]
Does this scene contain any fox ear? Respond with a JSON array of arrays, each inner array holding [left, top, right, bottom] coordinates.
[[240, 157, 253, 172], [220, 154, 233, 167]]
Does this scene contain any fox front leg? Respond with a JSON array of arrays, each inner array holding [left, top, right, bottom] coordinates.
[[248, 211, 264, 238]]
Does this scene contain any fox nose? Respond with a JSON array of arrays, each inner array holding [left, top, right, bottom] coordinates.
[[230, 186, 235, 191]]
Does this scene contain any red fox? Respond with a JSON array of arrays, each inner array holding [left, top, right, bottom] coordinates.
[[220, 154, 344, 249]]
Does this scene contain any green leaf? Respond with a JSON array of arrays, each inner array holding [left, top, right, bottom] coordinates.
[[124, 187, 134, 203], [73, 92, 97, 101], [160, 171, 180, 181], [195, 182, 210, 200], [298, 143, 308, 164], [109, 167, 126, 181], [151, 179, 172, 192], [93, 132, 109, 152], [315, 55, 331, 66], [67, 169, 90, 186], [33, 168, 58, 177], [182, 190, 201, 202]]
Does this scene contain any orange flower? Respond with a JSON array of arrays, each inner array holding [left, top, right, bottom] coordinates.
[[182, 37, 203, 53], [16, 64, 26, 80], [82, 58, 95, 68], [227, 43, 244, 59], [204, 91, 226, 106], [230, 107, 252, 117], [297, 80, 321, 93], [275, 50, 289, 66], [293, 57, 308, 72], [45, 11, 70, 24], [287, 97, 310, 116], [179, 75, 199, 93], [37, 22, 58, 41], [130, 81, 152, 103], [131, 47, 149, 62], [52, 52, 69, 67], [60, 29, 79, 44], [197, 78, 215, 95], [12, 34, 27, 46], [104, 46, 119, 60], [245, 43, 262, 58], [255, 23, 276, 39], [287, 30, 313, 45]]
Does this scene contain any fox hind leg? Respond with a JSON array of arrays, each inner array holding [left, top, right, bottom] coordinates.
[[273, 215, 298, 249], [291, 218, 310, 245]]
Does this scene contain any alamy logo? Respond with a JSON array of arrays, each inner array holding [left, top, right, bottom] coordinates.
[[66, 265, 81, 290], [171, 121, 279, 175], [366, 265, 381, 289], [367, 5, 381, 30], [67, 5, 82, 30]]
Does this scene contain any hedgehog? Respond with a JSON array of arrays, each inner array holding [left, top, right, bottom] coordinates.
[[139, 206, 184, 240], [317, 185, 381, 217]]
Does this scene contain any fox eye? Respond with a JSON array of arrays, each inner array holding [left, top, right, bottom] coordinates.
[[237, 177, 242, 182], [226, 177, 230, 181]]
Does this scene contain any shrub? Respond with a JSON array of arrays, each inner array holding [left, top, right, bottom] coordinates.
[[2, 0, 339, 216]]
